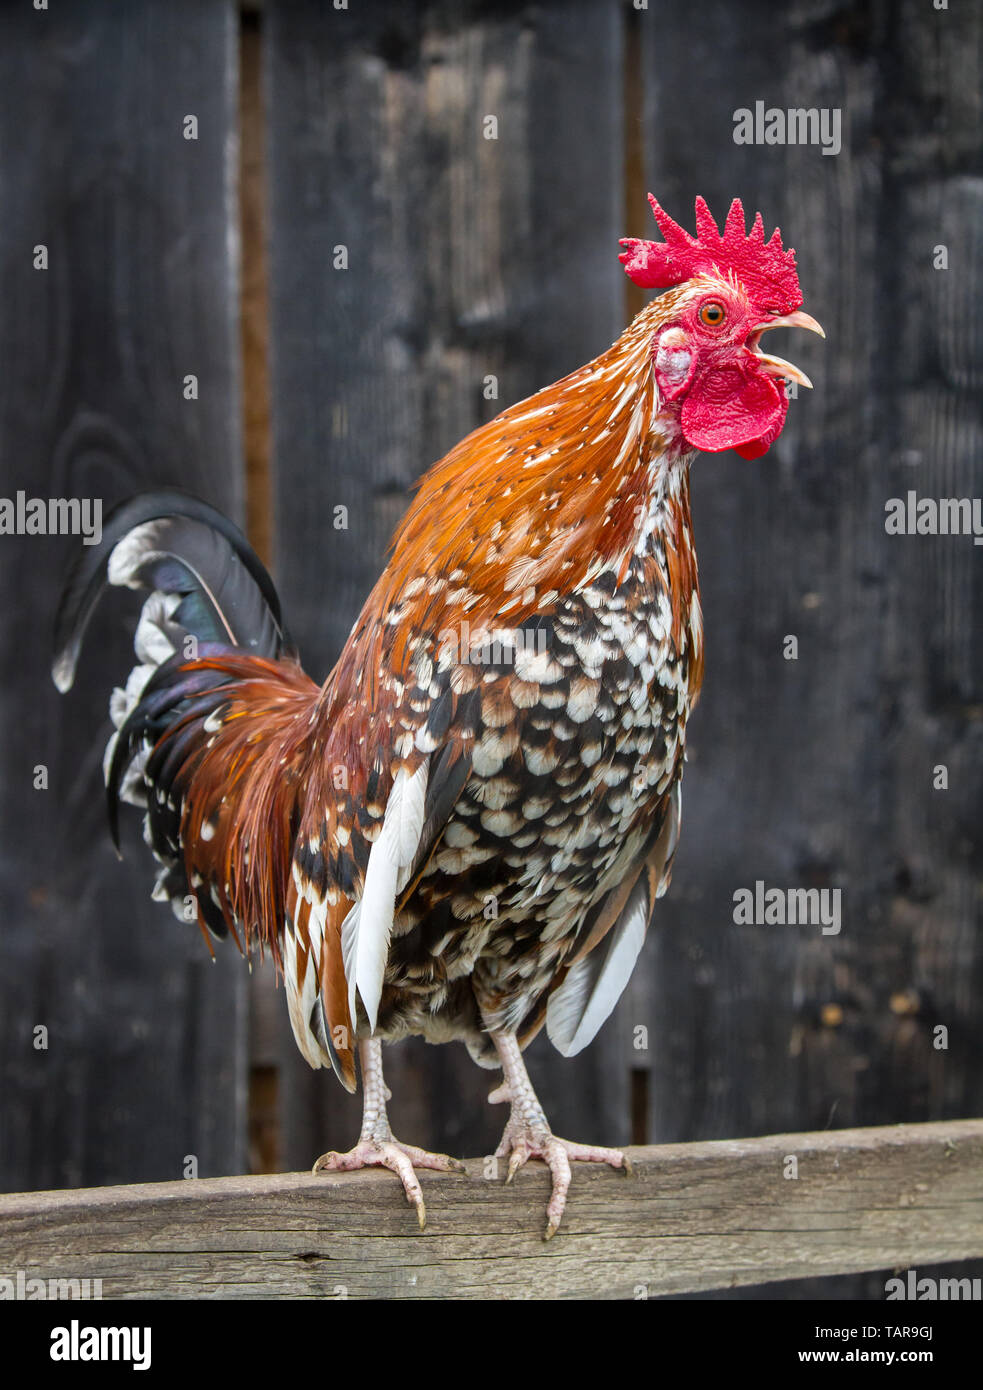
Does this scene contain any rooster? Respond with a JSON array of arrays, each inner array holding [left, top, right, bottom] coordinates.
[[53, 195, 822, 1237]]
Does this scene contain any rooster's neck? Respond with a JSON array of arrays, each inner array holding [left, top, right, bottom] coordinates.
[[348, 308, 699, 694]]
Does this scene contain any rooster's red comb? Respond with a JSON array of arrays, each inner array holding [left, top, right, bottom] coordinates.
[[619, 194, 802, 315]]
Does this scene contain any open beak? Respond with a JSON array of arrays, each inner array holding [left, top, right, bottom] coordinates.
[[748, 310, 825, 390]]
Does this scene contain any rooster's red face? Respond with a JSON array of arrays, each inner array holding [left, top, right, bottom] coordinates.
[[620, 193, 824, 460], [651, 278, 824, 461]]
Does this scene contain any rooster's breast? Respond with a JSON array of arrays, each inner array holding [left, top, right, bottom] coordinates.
[[378, 550, 700, 1052]]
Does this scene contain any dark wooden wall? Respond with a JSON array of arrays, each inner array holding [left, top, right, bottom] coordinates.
[[0, 0, 247, 1192], [1, 0, 980, 1295], [636, 0, 983, 1148]]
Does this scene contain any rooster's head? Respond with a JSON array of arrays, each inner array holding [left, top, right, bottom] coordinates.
[[619, 194, 824, 460]]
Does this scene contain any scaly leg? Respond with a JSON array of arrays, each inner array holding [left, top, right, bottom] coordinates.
[[486, 1027, 631, 1239], [312, 1038, 464, 1230]]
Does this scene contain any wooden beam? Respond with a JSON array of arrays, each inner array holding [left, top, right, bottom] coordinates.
[[1, 1121, 981, 1299]]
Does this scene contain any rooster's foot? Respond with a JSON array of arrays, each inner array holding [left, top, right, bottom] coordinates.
[[493, 1118, 630, 1239], [485, 1026, 630, 1239], [312, 1136, 465, 1230], [312, 1038, 464, 1230]]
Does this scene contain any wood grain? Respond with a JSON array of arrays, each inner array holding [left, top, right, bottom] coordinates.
[[1, 1121, 980, 1300]]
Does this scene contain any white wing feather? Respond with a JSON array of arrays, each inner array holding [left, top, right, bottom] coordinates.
[[547, 877, 649, 1057], [344, 760, 429, 1033]]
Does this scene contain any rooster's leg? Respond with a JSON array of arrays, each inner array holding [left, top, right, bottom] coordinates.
[[311, 1038, 464, 1230], [486, 1028, 630, 1239]]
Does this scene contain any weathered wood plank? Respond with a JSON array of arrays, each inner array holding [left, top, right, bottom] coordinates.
[[263, 0, 627, 1170], [1, 1121, 980, 1300], [0, 0, 247, 1191]]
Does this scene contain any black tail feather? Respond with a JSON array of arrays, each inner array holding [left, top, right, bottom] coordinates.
[[53, 489, 293, 694]]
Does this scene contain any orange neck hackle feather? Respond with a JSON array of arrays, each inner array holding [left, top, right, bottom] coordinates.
[[324, 287, 701, 717]]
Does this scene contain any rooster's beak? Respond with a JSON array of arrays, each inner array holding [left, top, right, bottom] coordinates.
[[748, 310, 825, 390]]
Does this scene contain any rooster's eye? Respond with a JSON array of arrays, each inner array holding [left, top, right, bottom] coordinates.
[[699, 301, 726, 328]]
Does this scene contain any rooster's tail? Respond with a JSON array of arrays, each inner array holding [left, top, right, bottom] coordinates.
[[52, 493, 315, 945]]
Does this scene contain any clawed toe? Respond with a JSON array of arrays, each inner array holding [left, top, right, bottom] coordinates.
[[312, 1136, 464, 1231], [398, 1143, 467, 1175], [494, 1125, 630, 1239]]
